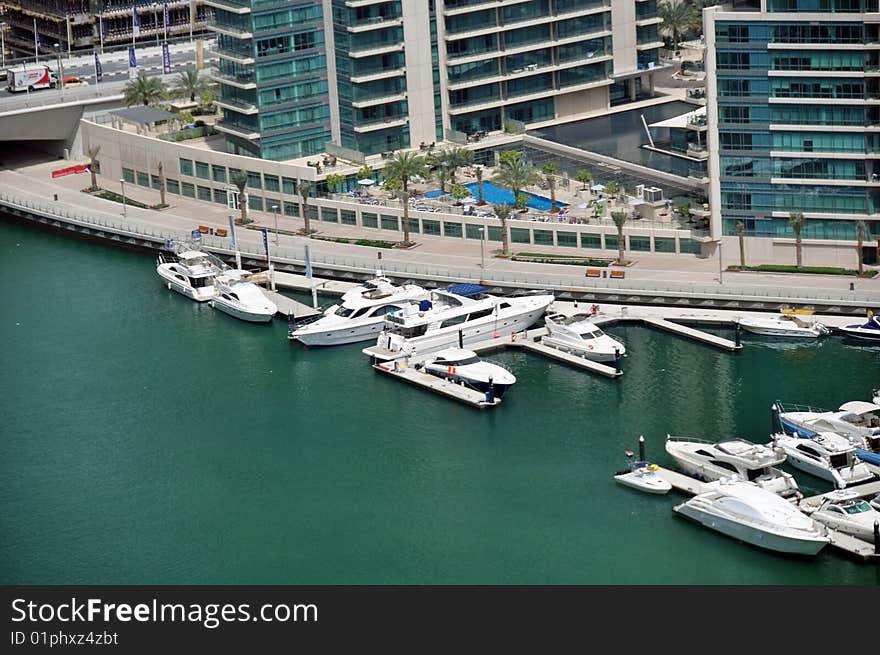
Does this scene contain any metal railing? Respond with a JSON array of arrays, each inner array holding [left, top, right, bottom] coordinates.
[[1, 187, 878, 307]]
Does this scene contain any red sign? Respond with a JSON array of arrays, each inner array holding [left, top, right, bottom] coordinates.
[[51, 164, 89, 178]]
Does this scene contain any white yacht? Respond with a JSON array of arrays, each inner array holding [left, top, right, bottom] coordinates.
[[665, 436, 802, 502], [614, 462, 672, 495], [737, 314, 829, 338], [801, 490, 880, 542], [156, 248, 226, 302], [289, 274, 428, 346], [418, 348, 516, 398], [839, 315, 880, 341], [542, 312, 626, 362], [673, 478, 829, 555], [775, 400, 880, 443], [210, 270, 278, 323], [771, 432, 875, 489], [362, 284, 555, 361]]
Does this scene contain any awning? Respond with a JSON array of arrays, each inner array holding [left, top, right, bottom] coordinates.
[[649, 107, 706, 129]]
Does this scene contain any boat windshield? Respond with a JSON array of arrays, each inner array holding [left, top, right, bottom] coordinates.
[[335, 306, 355, 317], [844, 501, 871, 515], [436, 356, 480, 366], [583, 328, 605, 339]]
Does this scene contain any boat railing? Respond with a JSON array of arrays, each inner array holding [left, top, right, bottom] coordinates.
[[775, 401, 829, 415], [666, 434, 715, 445]]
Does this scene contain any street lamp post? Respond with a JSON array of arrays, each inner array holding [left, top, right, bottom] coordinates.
[[718, 239, 723, 285], [120, 179, 127, 217], [1, 23, 7, 69], [478, 226, 485, 281], [272, 204, 279, 245], [53, 42, 64, 99]]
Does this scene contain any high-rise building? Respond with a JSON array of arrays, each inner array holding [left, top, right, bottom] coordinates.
[[213, 0, 667, 161], [704, 0, 880, 264], [3, 1, 213, 57]]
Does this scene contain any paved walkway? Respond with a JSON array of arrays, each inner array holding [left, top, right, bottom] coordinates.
[[2, 158, 879, 299]]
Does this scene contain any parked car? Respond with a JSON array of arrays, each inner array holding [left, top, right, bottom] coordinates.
[[63, 76, 89, 88]]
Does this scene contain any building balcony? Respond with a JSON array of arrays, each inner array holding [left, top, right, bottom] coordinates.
[[636, 40, 664, 51], [213, 71, 257, 90], [207, 23, 253, 40], [448, 78, 610, 115], [350, 67, 406, 84], [345, 0, 392, 7], [215, 97, 259, 115], [353, 116, 409, 133], [446, 54, 611, 92], [635, 16, 663, 27], [347, 16, 403, 34], [768, 69, 867, 78], [215, 121, 261, 140], [349, 42, 405, 59], [768, 97, 869, 105], [767, 42, 869, 50], [445, 5, 609, 41], [351, 91, 407, 109], [204, 0, 251, 15], [443, 0, 536, 17]]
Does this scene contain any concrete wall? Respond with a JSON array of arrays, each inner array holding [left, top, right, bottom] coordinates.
[[611, 0, 637, 76], [402, 2, 438, 148], [555, 87, 609, 118]]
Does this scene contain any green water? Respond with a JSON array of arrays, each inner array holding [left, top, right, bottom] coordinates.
[[1, 219, 878, 585]]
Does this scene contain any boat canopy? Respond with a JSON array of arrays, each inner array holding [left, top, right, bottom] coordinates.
[[446, 283, 489, 297], [838, 401, 880, 416]]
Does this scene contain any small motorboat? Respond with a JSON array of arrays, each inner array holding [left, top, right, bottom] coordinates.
[[542, 312, 625, 362], [771, 432, 875, 489], [665, 435, 801, 502], [737, 314, 829, 338], [419, 348, 516, 398], [673, 478, 829, 555], [614, 461, 672, 494], [210, 270, 278, 323], [800, 489, 880, 542], [839, 315, 880, 341]]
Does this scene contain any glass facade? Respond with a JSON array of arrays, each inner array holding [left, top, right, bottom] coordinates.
[[714, 11, 880, 240]]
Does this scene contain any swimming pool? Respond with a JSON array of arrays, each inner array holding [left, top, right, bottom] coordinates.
[[424, 182, 567, 212]]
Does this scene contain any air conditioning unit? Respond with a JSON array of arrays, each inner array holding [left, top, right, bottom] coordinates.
[[635, 184, 645, 198], [642, 186, 664, 202]]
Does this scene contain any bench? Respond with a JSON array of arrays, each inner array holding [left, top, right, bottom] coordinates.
[[215, 228, 228, 237], [610, 270, 626, 279], [198, 225, 210, 234], [586, 268, 602, 277]]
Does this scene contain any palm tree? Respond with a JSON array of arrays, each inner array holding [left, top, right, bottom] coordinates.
[[157, 160, 166, 206], [427, 149, 455, 195], [230, 170, 248, 223], [856, 220, 866, 276], [475, 166, 485, 204], [86, 144, 100, 190], [492, 151, 540, 213], [604, 181, 621, 199], [611, 210, 628, 264], [123, 73, 166, 106], [324, 173, 345, 194], [172, 68, 209, 103], [493, 203, 513, 256], [448, 146, 474, 184], [542, 163, 558, 212], [384, 151, 428, 245], [788, 211, 806, 268], [575, 169, 592, 191], [299, 179, 312, 233], [736, 220, 745, 268], [658, 0, 698, 52]]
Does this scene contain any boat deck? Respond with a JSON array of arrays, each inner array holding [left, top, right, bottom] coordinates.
[[372, 360, 501, 409]]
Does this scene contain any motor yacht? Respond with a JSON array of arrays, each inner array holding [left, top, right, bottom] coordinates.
[[289, 274, 428, 346], [775, 400, 880, 443], [673, 478, 829, 555], [801, 489, 880, 542], [614, 461, 672, 494], [737, 314, 829, 338], [362, 284, 554, 360], [210, 270, 278, 323], [418, 348, 516, 398], [542, 312, 625, 362], [156, 248, 226, 302], [771, 432, 875, 489], [838, 315, 880, 341], [665, 436, 802, 502]]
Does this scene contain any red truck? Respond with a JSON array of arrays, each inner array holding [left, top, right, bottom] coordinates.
[[5, 65, 59, 93]]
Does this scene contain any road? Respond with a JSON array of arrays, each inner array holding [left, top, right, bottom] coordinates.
[[1, 41, 218, 111]]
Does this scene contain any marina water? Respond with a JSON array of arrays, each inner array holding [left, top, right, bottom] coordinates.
[[1, 219, 878, 584]]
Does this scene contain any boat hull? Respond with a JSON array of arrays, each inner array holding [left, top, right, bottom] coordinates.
[[541, 334, 622, 362], [292, 319, 386, 346], [211, 299, 275, 323], [739, 325, 820, 338], [157, 268, 214, 302], [673, 503, 827, 555], [839, 328, 880, 341], [614, 471, 671, 494]]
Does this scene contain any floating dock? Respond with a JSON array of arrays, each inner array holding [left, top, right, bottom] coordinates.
[[256, 288, 320, 319], [641, 318, 742, 351], [372, 360, 501, 409], [470, 328, 622, 378]]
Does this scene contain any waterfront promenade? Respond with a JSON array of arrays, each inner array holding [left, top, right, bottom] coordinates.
[[1, 157, 878, 305]]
